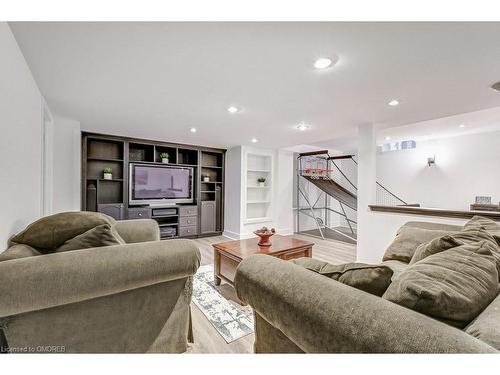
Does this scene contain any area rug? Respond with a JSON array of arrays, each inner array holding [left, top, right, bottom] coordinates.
[[192, 264, 254, 343]]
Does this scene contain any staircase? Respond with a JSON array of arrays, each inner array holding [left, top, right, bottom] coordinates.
[[296, 150, 416, 243]]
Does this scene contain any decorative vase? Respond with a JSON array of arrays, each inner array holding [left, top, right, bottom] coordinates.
[[161, 158, 169, 164], [254, 231, 275, 247], [203, 177, 210, 182], [259, 182, 265, 187], [103, 173, 112, 180]]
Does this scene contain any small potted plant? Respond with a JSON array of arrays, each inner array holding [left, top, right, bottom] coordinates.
[[253, 227, 276, 247], [202, 173, 210, 182], [159, 152, 169, 164], [103, 167, 113, 180], [257, 177, 266, 187]]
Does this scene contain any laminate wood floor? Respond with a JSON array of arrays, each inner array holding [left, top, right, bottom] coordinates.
[[186, 233, 356, 353]]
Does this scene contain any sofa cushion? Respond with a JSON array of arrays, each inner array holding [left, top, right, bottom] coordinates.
[[292, 257, 393, 296], [465, 292, 500, 350], [55, 224, 125, 253], [465, 216, 500, 238], [10, 211, 116, 251], [410, 235, 464, 264], [0, 244, 41, 262], [382, 225, 456, 263], [383, 241, 499, 328]]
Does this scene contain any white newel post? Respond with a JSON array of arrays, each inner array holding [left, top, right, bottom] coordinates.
[[356, 123, 377, 262]]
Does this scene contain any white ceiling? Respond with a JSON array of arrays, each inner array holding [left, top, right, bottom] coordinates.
[[10, 22, 500, 149], [310, 106, 500, 153]]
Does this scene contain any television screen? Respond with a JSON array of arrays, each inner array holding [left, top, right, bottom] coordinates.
[[130, 164, 193, 203]]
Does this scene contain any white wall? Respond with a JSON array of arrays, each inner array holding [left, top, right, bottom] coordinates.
[[0, 23, 44, 249], [51, 114, 81, 213], [377, 131, 500, 210], [356, 130, 500, 262]]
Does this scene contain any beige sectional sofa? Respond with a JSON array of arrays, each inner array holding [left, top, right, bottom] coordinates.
[[235, 219, 500, 353]]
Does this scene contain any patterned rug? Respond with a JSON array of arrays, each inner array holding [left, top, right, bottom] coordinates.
[[192, 264, 254, 343]]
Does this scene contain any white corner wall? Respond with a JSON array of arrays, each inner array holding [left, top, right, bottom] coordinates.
[[51, 114, 81, 213], [223, 146, 242, 238], [0, 23, 44, 249]]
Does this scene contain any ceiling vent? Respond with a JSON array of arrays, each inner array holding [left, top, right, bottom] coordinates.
[[492, 81, 500, 92]]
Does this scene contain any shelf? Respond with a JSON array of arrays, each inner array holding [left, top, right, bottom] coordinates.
[[129, 160, 193, 167], [201, 191, 216, 193], [247, 169, 271, 173], [158, 223, 179, 227], [201, 181, 223, 184], [88, 157, 124, 162], [98, 178, 123, 182], [202, 165, 223, 169], [152, 214, 179, 219], [244, 217, 273, 224], [247, 200, 271, 204]]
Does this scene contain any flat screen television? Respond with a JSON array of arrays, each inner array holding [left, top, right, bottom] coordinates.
[[129, 163, 194, 205]]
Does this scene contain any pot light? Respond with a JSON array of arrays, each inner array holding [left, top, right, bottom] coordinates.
[[388, 99, 399, 107], [251, 138, 258, 143], [227, 106, 240, 114], [458, 124, 466, 128], [314, 57, 334, 69], [190, 127, 197, 133], [385, 136, 391, 141], [491, 81, 500, 92], [296, 123, 310, 131]]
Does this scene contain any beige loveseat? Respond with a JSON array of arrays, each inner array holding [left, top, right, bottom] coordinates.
[[0, 215, 200, 353]]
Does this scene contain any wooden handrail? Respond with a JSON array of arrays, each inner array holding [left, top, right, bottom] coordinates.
[[298, 150, 329, 157], [369, 205, 500, 221]]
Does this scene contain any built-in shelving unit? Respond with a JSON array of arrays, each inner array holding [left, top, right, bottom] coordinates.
[[244, 151, 273, 224], [82, 132, 225, 239]]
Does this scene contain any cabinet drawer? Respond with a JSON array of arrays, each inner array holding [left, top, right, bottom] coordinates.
[[179, 205, 198, 217], [127, 207, 151, 219], [179, 226, 197, 237], [279, 248, 311, 260], [180, 216, 198, 227]]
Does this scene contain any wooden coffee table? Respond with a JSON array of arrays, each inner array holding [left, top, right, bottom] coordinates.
[[212, 235, 314, 286]]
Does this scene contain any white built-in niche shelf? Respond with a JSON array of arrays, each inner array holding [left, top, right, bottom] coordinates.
[[244, 151, 273, 224]]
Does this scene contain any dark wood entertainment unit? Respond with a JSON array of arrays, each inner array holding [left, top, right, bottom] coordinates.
[[81, 132, 226, 239]]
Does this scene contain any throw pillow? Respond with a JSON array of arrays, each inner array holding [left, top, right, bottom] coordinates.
[[0, 244, 41, 262], [55, 224, 125, 253], [382, 225, 456, 263], [292, 257, 393, 296], [383, 241, 499, 328], [10, 211, 116, 251], [409, 235, 464, 264]]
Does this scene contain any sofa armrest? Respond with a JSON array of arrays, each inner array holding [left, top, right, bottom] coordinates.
[[0, 239, 200, 318], [114, 219, 160, 243], [234, 255, 497, 353]]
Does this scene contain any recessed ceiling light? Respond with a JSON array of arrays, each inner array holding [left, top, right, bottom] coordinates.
[[314, 57, 334, 69], [296, 123, 310, 131], [491, 81, 500, 92], [251, 138, 258, 143], [190, 127, 197, 133], [227, 106, 240, 114], [385, 136, 391, 141], [458, 124, 466, 128], [388, 99, 400, 107]]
